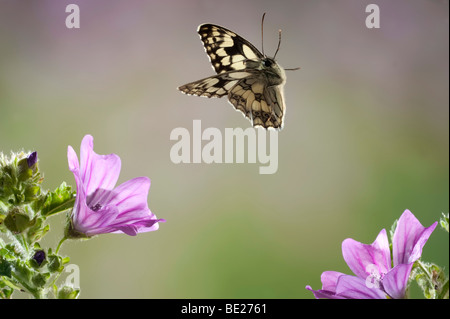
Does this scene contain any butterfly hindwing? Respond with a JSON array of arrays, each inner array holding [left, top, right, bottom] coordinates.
[[228, 75, 285, 129], [178, 71, 244, 98], [178, 70, 285, 129]]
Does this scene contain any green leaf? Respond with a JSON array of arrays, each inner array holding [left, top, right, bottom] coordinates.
[[0, 285, 14, 299], [0, 258, 12, 278], [57, 286, 80, 299], [27, 217, 50, 243], [39, 182, 75, 217], [440, 213, 449, 233], [412, 260, 449, 299]]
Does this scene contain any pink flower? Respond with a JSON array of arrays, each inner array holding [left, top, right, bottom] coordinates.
[[306, 210, 437, 299], [66, 135, 164, 237]]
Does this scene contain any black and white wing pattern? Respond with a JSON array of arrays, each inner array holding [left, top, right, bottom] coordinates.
[[178, 23, 288, 130]]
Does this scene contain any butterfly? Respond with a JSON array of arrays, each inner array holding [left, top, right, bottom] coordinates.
[[178, 14, 298, 130]]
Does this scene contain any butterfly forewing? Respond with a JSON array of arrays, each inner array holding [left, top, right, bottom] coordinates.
[[198, 24, 264, 74], [178, 22, 289, 130]]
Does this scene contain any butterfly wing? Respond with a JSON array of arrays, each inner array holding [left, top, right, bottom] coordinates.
[[178, 70, 285, 130], [178, 71, 242, 98], [178, 23, 287, 130], [197, 24, 264, 74], [228, 75, 285, 129]]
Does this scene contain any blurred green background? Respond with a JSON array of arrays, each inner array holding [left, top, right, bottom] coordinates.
[[0, 0, 448, 298]]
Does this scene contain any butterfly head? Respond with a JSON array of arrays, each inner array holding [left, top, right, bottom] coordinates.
[[251, 56, 286, 86], [263, 58, 274, 68]]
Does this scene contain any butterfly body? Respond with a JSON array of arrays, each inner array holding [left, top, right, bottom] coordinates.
[[178, 22, 290, 130]]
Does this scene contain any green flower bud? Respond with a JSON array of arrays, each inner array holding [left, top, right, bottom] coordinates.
[[0, 151, 42, 206], [57, 285, 80, 299], [32, 272, 50, 288], [4, 206, 34, 233], [47, 254, 63, 273]]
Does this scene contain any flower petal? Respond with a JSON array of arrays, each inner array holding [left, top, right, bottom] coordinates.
[[107, 177, 151, 216], [392, 210, 438, 265], [382, 263, 414, 299], [305, 285, 346, 299], [320, 271, 346, 292], [342, 229, 391, 280], [335, 275, 387, 299], [79, 135, 121, 197], [67, 145, 79, 172]]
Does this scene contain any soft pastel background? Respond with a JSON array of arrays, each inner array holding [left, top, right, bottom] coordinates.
[[0, 0, 448, 298]]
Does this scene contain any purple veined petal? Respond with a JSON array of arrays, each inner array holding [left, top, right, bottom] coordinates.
[[305, 271, 347, 299], [305, 285, 346, 299], [104, 177, 157, 226], [110, 218, 164, 236], [107, 177, 151, 215], [382, 263, 414, 299], [78, 135, 122, 196], [78, 205, 121, 235], [342, 229, 391, 280], [392, 210, 438, 266], [67, 145, 80, 172], [335, 275, 388, 299], [68, 167, 90, 227], [133, 219, 164, 233], [320, 271, 346, 292]]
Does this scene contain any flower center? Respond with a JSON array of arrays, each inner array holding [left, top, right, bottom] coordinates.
[[90, 203, 102, 212]]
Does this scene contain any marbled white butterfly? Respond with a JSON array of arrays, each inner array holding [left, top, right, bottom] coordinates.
[[178, 14, 298, 130]]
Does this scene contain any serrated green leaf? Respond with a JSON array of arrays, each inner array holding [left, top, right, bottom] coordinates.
[[0, 258, 12, 277], [40, 182, 75, 217]]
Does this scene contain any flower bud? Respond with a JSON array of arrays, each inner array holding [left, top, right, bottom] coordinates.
[[27, 152, 38, 169], [4, 206, 34, 233], [32, 272, 50, 288], [17, 152, 37, 182], [57, 286, 80, 299], [1, 151, 42, 206], [47, 254, 63, 273], [32, 250, 46, 267]]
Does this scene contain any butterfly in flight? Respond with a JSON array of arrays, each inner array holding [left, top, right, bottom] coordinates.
[[178, 14, 299, 130]]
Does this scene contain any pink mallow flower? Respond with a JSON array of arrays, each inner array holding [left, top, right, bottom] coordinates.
[[306, 210, 437, 299], [66, 135, 164, 237]]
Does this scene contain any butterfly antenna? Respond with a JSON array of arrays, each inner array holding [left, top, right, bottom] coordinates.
[[273, 29, 282, 59], [261, 12, 266, 57]]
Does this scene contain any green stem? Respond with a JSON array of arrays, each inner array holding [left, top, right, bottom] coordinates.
[[437, 279, 449, 299], [416, 260, 432, 278], [11, 272, 45, 299], [55, 236, 67, 254], [13, 234, 29, 256], [1, 278, 23, 291]]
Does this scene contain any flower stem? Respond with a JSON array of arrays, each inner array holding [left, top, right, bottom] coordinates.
[[416, 260, 432, 278], [437, 279, 449, 299], [55, 236, 67, 254], [11, 272, 45, 299]]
